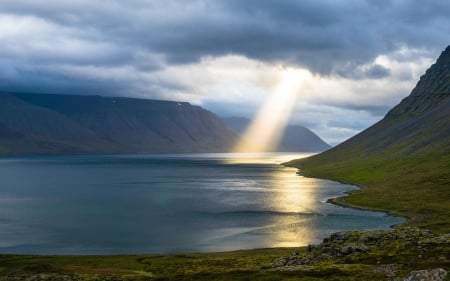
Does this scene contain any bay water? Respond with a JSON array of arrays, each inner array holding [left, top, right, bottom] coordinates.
[[0, 153, 404, 254]]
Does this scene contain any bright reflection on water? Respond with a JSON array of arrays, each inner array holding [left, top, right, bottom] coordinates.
[[269, 165, 316, 247], [0, 153, 404, 254]]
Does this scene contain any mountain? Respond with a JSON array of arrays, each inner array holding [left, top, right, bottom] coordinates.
[[286, 46, 450, 232], [223, 117, 331, 152], [0, 93, 238, 154]]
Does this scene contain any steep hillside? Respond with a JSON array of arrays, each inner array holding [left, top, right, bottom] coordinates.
[[223, 117, 331, 152], [0, 93, 238, 154], [286, 46, 450, 232]]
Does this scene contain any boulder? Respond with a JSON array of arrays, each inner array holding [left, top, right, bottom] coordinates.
[[402, 268, 447, 281]]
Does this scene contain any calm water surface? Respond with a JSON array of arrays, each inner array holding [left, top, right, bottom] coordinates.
[[0, 153, 404, 254]]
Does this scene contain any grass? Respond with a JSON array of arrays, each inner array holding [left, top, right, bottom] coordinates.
[[286, 148, 450, 233], [0, 229, 448, 280], [0, 249, 337, 280]]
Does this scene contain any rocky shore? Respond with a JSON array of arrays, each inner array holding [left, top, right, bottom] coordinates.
[[263, 227, 449, 280]]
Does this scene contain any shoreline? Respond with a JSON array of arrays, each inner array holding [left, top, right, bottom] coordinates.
[[284, 162, 409, 228]]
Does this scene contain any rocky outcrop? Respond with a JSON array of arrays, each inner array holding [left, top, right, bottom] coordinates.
[[387, 46, 450, 119], [402, 268, 447, 281], [264, 227, 449, 279]]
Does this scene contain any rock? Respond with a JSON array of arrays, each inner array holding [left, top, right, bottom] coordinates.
[[330, 232, 350, 242], [402, 268, 447, 281], [285, 253, 299, 266], [340, 245, 353, 255], [421, 230, 434, 237], [264, 227, 447, 270], [307, 244, 316, 252], [360, 231, 382, 244], [272, 257, 287, 268], [321, 246, 330, 253], [269, 253, 300, 268], [286, 258, 297, 266], [374, 264, 401, 278], [340, 244, 369, 255]]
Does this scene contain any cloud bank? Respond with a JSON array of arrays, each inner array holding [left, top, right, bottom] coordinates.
[[0, 0, 449, 144]]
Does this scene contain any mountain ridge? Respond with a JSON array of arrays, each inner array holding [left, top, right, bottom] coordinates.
[[0, 92, 239, 154]]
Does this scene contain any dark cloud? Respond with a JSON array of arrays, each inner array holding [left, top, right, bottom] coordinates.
[[335, 63, 391, 80], [134, 0, 449, 74], [0, 64, 133, 96], [365, 65, 391, 79], [0, 0, 449, 96]]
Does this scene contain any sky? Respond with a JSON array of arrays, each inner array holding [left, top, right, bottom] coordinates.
[[0, 0, 449, 145]]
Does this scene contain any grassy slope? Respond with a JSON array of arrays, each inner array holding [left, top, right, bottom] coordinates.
[[286, 149, 450, 233]]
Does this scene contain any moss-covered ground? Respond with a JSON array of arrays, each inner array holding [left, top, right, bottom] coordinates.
[[286, 150, 450, 234], [0, 227, 449, 280]]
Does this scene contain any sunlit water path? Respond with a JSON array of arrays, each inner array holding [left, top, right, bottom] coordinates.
[[0, 153, 404, 254]]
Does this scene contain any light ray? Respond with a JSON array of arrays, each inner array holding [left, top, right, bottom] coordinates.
[[233, 68, 310, 152]]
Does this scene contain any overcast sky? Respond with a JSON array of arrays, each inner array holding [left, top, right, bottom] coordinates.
[[1, 0, 449, 144]]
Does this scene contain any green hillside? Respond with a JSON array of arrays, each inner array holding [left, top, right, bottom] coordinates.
[[286, 46, 450, 233]]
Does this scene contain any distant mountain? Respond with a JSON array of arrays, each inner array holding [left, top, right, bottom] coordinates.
[[286, 46, 450, 231], [223, 117, 331, 152], [0, 93, 238, 154]]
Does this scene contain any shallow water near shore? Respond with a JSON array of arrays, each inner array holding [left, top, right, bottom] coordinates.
[[0, 153, 404, 254]]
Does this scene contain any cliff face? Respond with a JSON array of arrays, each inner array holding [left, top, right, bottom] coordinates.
[[305, 46, 450, 160], [0, 93, 238, 154], [223, 117, 331, 152], [387, 46, 450, 119]]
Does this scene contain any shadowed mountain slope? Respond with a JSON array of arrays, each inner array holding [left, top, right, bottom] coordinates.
[[0, 93, 238, 154], [223, 117, 331, 152], [286, 46, 450, 232]]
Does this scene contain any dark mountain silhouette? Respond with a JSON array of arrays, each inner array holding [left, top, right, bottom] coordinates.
[[0, 93, 238, 154], [286, 46, 450, 231], [223, 117, 331, 152]]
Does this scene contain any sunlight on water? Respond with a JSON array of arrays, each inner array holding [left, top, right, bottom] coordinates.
[[220, 152, 314, 165], [220, 152, 317, 247], [268, 161, 316, 247], [233, 68, 311, 152]]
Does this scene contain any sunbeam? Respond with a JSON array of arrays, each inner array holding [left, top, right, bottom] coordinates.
[[233, 68, 310, 152]]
